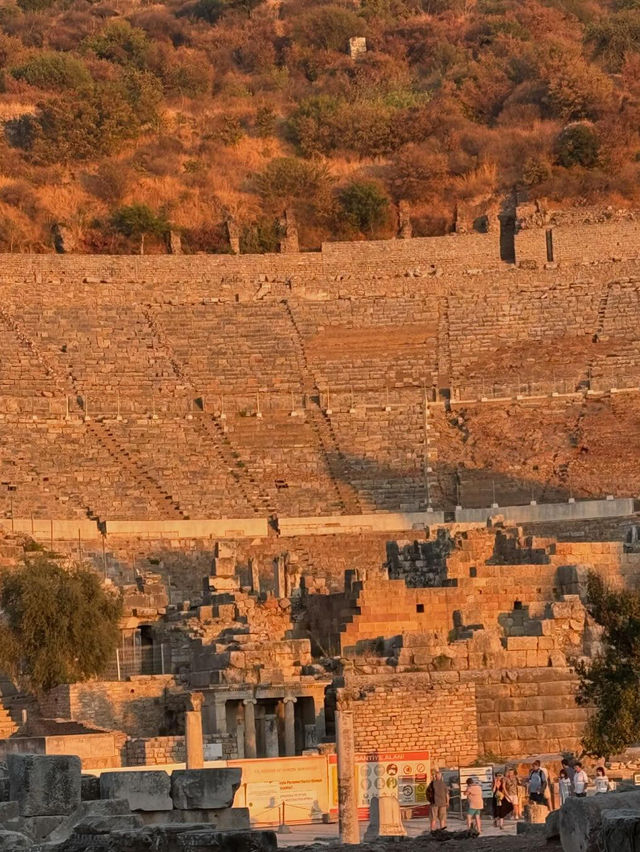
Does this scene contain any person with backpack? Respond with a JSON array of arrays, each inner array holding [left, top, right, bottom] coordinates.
[[527, 760, 549, 805]]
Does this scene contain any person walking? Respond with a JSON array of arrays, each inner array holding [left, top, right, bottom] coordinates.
[[492, 772, 514, 829], [559, 769, 572, 805], [465, 776, 484, 835], [561, 758, 576, 793], [594, 767, 611, 794], [504, 768, 521, 819], [427, 769, 449, 831], [573, 762, 589, 797]]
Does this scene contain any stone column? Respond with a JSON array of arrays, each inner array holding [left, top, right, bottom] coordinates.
[[274, 556, 286, 599], [210, 698, 227, 734], [185, 692, 204, 769], [264, 714, 279, 758], [250, 558, 260, 595], [283, 696, 297, 757], [243, 698, 257, 759], [336, 709, 359, 845]]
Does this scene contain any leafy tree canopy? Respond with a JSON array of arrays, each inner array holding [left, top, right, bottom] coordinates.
[[576, 573, 640, 756], [0, 555, 122, 694]]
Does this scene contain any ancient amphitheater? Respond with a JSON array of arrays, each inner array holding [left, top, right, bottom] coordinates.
[[0, 217, 639, 526], [0, 214, 638, 850]]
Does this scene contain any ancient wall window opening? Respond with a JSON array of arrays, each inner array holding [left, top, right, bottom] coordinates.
[[546, 228, 554, 262], [499, 214, 516, 263]]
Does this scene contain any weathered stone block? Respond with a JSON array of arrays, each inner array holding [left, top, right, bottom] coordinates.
[[100, 771, 173, 812], [559, 790, 640, 852], [0, 829, 30, 850], [8, 754, 81, 817], [81, 774, 101, 801], [0, 801, 18, 825], [58, 825, 278, 852], [170, 768, 242, 810], [545, 808, 560, 840], [601, 808, 640, 852]]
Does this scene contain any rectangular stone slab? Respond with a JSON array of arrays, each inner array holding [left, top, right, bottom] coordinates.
[[170, 768, 242, 810], [100, 771, 172, 812], [7, 754, 81, 817]]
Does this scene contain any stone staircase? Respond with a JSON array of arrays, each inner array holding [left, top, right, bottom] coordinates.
[[86, 421, 188, 519], [282, 300, 362, 515], [0, 702, 19, 738]]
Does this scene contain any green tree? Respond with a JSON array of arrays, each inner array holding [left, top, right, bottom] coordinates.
[[111, 203, 169, 253], [576, 574, 640, 756], [338, 180, 389, 235], [0, 556, 122, 694], [554, 123, 600, 168]]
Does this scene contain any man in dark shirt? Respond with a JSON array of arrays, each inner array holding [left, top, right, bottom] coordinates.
[[427, 769, 450, 831]]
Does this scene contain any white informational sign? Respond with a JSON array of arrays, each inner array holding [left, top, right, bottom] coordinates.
[[459, 766, 494, 799]]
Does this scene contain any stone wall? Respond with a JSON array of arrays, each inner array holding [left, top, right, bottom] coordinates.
[[124, 733, 237, 765], [340, 675, 478, 766], [40, 677, 178, 738]]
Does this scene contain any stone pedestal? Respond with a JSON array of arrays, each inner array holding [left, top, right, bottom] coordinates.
[[243, 698, 257, 759], [335, 710, 359, 845], [185, 711, 204, 770], [365, 796, 407, 839], [524, 802, 550, 824], [264, 715, 279, 758], [283, 697, 297, 757]]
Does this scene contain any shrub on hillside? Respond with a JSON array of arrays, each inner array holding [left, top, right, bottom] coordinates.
[[11, 51, 91, 90], [338, 180, 390, 235], [84, 20, 150, 69], [554, 123, 601, 168], [293, 5, 366, 51]]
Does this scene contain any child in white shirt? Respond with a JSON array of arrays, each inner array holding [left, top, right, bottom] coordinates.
[[573, 762, 589, 797]]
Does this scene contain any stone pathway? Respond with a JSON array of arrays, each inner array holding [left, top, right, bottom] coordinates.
[[277, 815, 519, 846]]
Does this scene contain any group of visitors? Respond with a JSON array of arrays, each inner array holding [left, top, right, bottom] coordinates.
[[427, 759, 612, 836]]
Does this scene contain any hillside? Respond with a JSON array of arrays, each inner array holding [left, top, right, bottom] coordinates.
[[0, 0, 639, 252]]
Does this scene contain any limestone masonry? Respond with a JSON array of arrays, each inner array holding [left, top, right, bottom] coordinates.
[[0, 220, 637, 523], [0, 219, 639, 849]]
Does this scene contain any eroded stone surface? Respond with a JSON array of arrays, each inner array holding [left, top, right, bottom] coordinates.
[[8, 755, 81, 817], [99, 771, 172, 812], [170, 769, 241, 810]]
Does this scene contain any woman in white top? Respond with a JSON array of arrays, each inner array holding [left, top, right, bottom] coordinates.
[[559, 769, 572, 804], [594, 767, 611, 793]]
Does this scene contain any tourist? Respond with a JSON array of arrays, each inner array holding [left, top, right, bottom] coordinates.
[[427, 769, 449, 831], [561, 758, 576, 792], [465, 776, 483, 835], [573, 762, 589, 797], [559, 769, 572, 804], [527, 760, 549, 805], [492, 772, 514, 829], [504, 768, 522, 819], [594, 766, 611, 794]]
